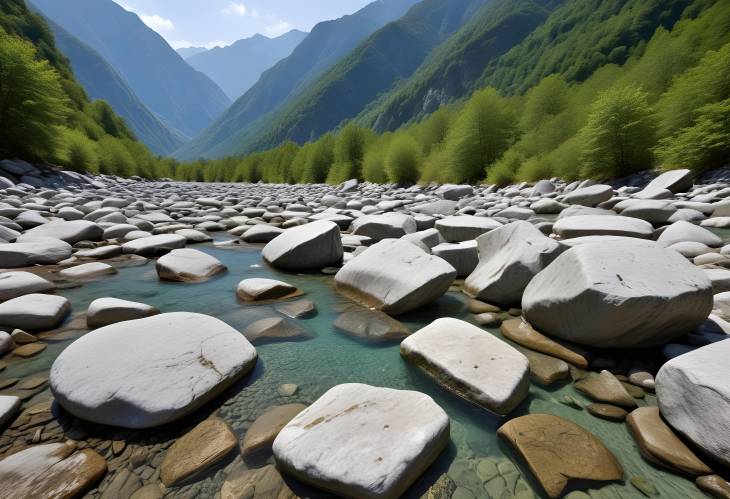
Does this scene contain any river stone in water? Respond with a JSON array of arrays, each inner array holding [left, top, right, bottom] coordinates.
[[575, 370, 638, 408], [500, 318, 588, 368], [156, 248, 226, 282], [242, 403, 307, 456], [18, 220, 102, 244], [262, 220, 343, 270], [401, 318, 529, 415], [655, 339, 730, 467], [0, 271, 55, 301], [334, 302, 411, 341], [160, 417, 238, 486], [221, 464, 296, 499], [0, 238, 72, 267], [464, 221, 563, 306], [334, 239, 456, 315], [273, 383, 449, 499], [121, 234, 186, 256], [58, 262, 117, 280], [86, 297, 160, 328], [626, 406, 712, 476], [498, 414, 623, 498], [0, 293, 70, 331], [243, 317, 309, 343], [50, 312, 258, 428], [0, 442, 107, 498], [522, 239, 713, 347], [236, 278, 299, 301]]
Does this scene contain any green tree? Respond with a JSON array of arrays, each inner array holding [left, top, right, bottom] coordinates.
[[300, 133, 335, 183], [59, 127, 99, 173], [98, 135, 136, 176], [333, 123, 372, 179], [579, 85, 656, 179], [414, 107, 453, 155], [385, 134, 422, 184], [0, 29, 70, 160], [520, 74, 570, 131], [445, 88, 517, 183]]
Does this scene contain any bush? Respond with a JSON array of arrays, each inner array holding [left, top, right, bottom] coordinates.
[[59, 128, 99, 173], [300, 134, 335, 183], [487, 149, 522, 186], [385, 134, 421, 184], [579, 85, 657, 179], [97, 135, 136, 176], [362, 145, 388, 183]]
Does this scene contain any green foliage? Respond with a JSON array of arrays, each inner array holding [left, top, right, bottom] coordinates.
[[0, 29, 70, 160], [487, 148, 522, 186], [59, 127, 99, 173], [362, 134, 391, 183], [445, 88, 517, 182], [300, 133, 335, 183], [520, 74, 570, 131], [97, 135, 136, 177], [385, 134, 422, 184]]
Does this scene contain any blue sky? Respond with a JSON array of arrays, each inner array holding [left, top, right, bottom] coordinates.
[[113, 0, 373, 49]]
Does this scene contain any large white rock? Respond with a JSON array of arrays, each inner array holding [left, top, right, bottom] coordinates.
[[553, 215, 653, 239], [522, 240, 713, 347], [563, 184, 614, 206], [0, 395, 21, 426], [401, 318, 530, 415], [58, 262, 116, 280], [435, 216, 502, 242], [0, 271, 55, 301], [18, 220, 102, 244], [50, 312, 258, 428], [155, 249, 226, 282], [335, 239, 456, 315], [121, 234, 186, 256], [0, 293, 70, 331], [350, 213, 417, 241], [618, 199, 677, 225], [432, 241, 478, 277], [86, 297, 160, 328], [656, 340, 730, 467], [241, 224, 284, 243], [273, 383, 449, 498], [0, 238, 72, 267], [637, 169, 693, 197], [464, 221, 563, 305], [657, 220, 722, 248], [236, 278, 299, 301], [262, 220, 343, 270]]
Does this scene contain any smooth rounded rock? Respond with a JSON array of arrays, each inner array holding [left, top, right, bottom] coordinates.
[[0, 293, 70, 331], [18, 220, 102, 244], [156, 248, 226, 282], [86, 297, 160, 328], [236, 278, 299, 302], [58, 262, 116, 280], [121, 234, 186, 256], [553, 215, 653, 239], [242, 404, 307, 456], [0, 271, 55, 301], [262, 220, 343, 270]]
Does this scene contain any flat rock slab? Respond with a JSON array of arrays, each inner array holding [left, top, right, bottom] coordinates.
[[655, 339, 730, 467], [0, 271, 55, 301], [221, 464, 297, 499], [0, 442, 107, 498], [242, 403, 307, 456], [627, 406, 712, 476], [19, 220, 102, 244], [12, 342, 47, 358], [121, 234, 186, 257], [58, 262, 116, 280], [587, 403, 628, 422], [243, 317, 309, 343], [0, 293, 70, 331], [86, 297, 160, 328], [237, 278, 300, 302], [273, 383, 449, 499], [335, 239, 456, 315], [50, 312, 257, 428], [696, 475, 730, 499], [275, 300, 316, 319], [160, 417, 238, 486], [498, 414, 623, 498], [0, 238, 73, 267], [500, 319, 587, 368], [334, 303, 410, 341], [401, 318, 529, 415], [553, 215, 653, 239], [514, 345, 569, 386], [156, 248, 226, 282], [575, 370, 637, 409]]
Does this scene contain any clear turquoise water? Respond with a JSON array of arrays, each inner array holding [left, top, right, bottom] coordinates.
[[3, 241, 706, 498]]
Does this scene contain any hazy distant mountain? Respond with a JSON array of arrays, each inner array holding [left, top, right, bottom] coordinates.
[[41, 16, 185, 155], [177, 46, 208, 59], [186, 30, 307, 101], [175, 0, 421, 160], [32, 0, 231, 138]]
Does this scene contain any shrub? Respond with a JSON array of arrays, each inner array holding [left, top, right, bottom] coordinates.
[[385, 134, 421, 184]]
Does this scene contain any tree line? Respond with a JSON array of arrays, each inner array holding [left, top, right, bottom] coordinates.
[[1, 0, 728, 185]]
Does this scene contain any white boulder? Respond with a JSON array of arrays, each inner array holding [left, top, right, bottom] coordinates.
[[553, 215, 653, 239], [657, 220, 722, 248], [401, 318, 530, 415], [350, 213, 417, 241], [0, 293, 70, 331], [0, 271, 55, 301], [435, 216, 502, 242], [262, 220, 343, 270], [50, 312, 258, 428], [0, 238, 72, 267], [58, 262, 116, 280], [563, 184, 614, 206], [156, 249, 226, 282], [86, 297, 159, 328], [121, 234, 186, 256], [273, 383, 449, 498], [18, 220, 102, 244]]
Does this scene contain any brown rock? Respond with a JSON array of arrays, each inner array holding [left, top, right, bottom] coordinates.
[[0, 378, 18, 390], [500, 319, 587, 368], [467, 299, 500, 314], [129, 484, 164, 499], [11, 330, 37, 344], [627, 406, 712, 477], [12, 342, 46, 358], [111, 440, 126, 456], [513, 345, 569, 386], [275, 300, 316, 319], [497, 413, 622, 498], [697, 475, 730, 499], [243, 317, 309, 343], [220, 464, 297, 499], [16, 376, 48, 390], [0, 360, 5, 372], [575, 370, 637, 408], [620, 381, 645, 399], [160, 417, 238, 487], [421, 473, 456, 499], [100, 468, 142, 499], [587, 403, 627, 422], [0, 441, 107, 498], [242, 404, 306, 456], [334, 303, 410, 341]]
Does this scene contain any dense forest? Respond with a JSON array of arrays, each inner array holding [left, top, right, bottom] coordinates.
[[1, 0, 728, 184]]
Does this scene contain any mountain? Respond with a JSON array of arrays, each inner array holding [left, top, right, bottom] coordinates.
[[186, 30, 307, 101], [236, 0, 492, 153], [174, 0, 421, 160], [41, 16, 184, 155], [358, 0, 692, 132], [177, 46, 208, 59], [31, 0, 231, 139]]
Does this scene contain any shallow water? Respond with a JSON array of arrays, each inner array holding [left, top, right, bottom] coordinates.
[[2, 240, 707, 498]]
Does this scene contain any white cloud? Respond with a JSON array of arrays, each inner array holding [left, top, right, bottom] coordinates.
[[222, 2, 247, 16], [140, 13, 175, 32], [250, 9, 261, 19], [265, 21, 291, 37]]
